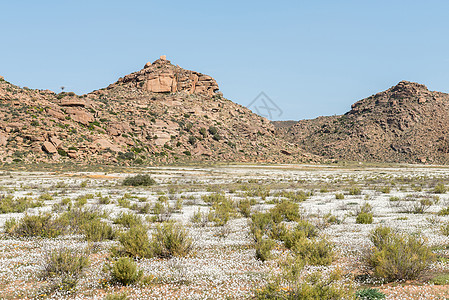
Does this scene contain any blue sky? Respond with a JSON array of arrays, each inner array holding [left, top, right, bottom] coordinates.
[[1, 0, 449, 120]]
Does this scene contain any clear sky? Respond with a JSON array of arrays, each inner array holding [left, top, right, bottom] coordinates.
[[1, 0, 449, 120]]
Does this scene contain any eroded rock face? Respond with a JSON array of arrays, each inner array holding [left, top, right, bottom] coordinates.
[[116, 57, 220, 96]]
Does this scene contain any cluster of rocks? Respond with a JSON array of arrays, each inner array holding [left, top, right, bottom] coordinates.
[[276, 81, 449, 164]]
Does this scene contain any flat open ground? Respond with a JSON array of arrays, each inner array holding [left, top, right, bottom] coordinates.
[[1, 164, 449, 299]]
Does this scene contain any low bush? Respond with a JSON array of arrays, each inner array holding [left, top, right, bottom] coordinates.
[[123, 175, 156, 187], [349, 187, 362, 195], [335, 193, 345, 200], [250, 212, 273, 242], [43, 247, 90, 278], [433, 183, 447, 194], [114, 212, 143, 228], [356, 212, 373, 224], [269, 200, 301, 223], [6, 213, 66, 238], [207, 197, 236, 226], [151, 222, 192, 258], [281, 221, 318, 249], [255, 270, 353, 300], [42, 248, 90, 291], [117, 224, 152, 259], [438, 207, 449, 216], [366, 226, 435, 281], [440, 222, 449, 236], [83, 219, 115, 242], [0, 195, 43, 213], [430, 273, 449, 285], [255, 238, 275, 262], [110, 257, 143, 286], [292, 237, 334, 266], [238, 199, 252, 218]]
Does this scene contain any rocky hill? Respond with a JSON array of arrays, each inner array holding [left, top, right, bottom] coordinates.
[[277, 81, 449, 164], [0, 56, 315, 165]]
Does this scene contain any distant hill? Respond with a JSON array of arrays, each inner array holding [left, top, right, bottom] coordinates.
[[276, 81, 449, 164], [0, 56, 316, 165]]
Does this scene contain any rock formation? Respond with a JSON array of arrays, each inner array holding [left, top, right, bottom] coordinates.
[[276, 81, 449, 164], [0, 57, 314, 165]]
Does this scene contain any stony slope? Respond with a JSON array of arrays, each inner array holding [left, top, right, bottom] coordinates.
[[0, 56, 315, 165], [277, 81, 449, 164]]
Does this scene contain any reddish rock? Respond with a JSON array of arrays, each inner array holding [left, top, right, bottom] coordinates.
[[42, 141, 57, 154], [65, 108, 94, 125]]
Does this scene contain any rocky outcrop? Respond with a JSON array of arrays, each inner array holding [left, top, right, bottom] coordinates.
[[0, 56, 314, 165], [278, 81, 449, 164], [114, 56, 220, 96]]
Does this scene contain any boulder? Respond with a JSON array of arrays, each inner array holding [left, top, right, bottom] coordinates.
[[42, 141, 58, 154], [91, 139, 121, 152], [49, 136, 63, 148], [0, 133, 7, 146], [65, 108, 94, 125], [47, 108, 65, 120]]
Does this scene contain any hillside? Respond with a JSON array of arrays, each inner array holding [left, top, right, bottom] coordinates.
[[277, 81, 449, 164], [0, 56, 315, 165]]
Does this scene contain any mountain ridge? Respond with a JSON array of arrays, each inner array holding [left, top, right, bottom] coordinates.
[[276, 80, 449, 164], [0, 56, 316, 165]]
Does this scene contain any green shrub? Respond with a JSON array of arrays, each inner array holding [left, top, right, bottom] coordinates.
[[42, 248, 90, 291], [438, 207, 449, 216], [208, 126, 218, 135], [0, 195, 43, 213], [379, 186, 390, 194], [207, 196, 236, 226], [238, 199, 252, 218], [117, 225, 152, 259], [43, 248, 90, 278], [151, 222, 192, 258], [255, 238, 275, 262], [292, 237, 334, 266], [389, 196, 401, 202], [356, 213, 373, 224], [440, 222, 449, 236], [355, 288, 386, 299], [110, 257, 143, 286], [430, 273, 449, 285], [366, 226, 435, 281], [335, 193, 345, 200], [201, 193, 227, 204], [255, 270, 352, 300], [123, 175, 156, 186], [281, 221, 318, 249], [39, 193, 54, 201], [114, 212, 143, 228], [269, 200, 301, 223], [59, 208, 104, 234], [83, 219, 115, 242], [250, 212, 273, 242], [434, 183, 447, 194], [349, 187, 361, 195], [7, 213, 66, 238], [278, 190, 310, 202]]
